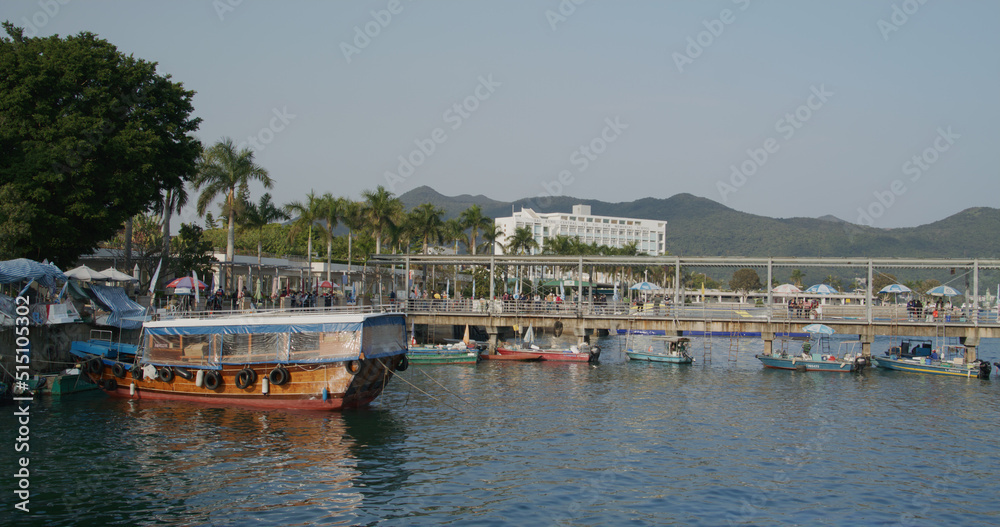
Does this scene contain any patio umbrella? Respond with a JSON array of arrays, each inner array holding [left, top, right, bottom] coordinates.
[[165, 276, 208, 290], [772, 284, 801, 295], [319, 280, 334, 289], [805, 284, 837, 294], [802, 323, 835, 335], [65, 265, 111, 281], [926, 285, 961, 297], [99, 267, 138, 282], [630, 281, 661, 291], [879, 284, 911, 294]]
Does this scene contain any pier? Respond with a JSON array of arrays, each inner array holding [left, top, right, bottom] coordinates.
[[368, 255, 1000, 361]]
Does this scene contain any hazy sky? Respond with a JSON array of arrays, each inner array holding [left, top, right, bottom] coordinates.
[[4, 0, 998, 228]]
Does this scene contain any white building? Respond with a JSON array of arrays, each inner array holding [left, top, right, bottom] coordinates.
[[494, 204, 667, 256]]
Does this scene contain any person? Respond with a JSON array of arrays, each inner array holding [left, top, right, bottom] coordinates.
[[930, 349, 940, 360]]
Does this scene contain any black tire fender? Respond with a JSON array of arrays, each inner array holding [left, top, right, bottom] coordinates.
[[158, 367, 175, 383], [203, 370, 222, 390], [112, 363, 127, 379], [268, 366, 289, 386]]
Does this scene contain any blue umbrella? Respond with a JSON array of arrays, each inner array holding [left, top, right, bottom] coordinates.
[[802, 323, 835, 335], [805, 284, 837, 294], [630, 281, 661, 291], [926, 285, 960, 297], [879, 284, 911, 294]]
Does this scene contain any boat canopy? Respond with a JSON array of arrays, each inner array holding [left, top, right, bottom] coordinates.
[[142, 313, 406, 367]]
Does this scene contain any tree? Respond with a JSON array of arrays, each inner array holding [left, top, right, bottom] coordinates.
[[339, 199, 364, 269], [152, 185, 188, 287], [240, 193, 288, 274], [445, 218, 464, 254], [872, 273, 898, 296], [505, 226, 539, 255], [481, 222, 502, 255], [361, 186, 403, 255], [409, 203, 446, 255], [108, 213, 162, 292], [0, 24, 201, 266], [729, 268, 762, 303], [193, 137, 271, 289], [460, 205, 492, 256], [169, 223, 216, 279], [789, 269, 806, 288], [284, 190, 323, 264], [317, 193, 341, 281]]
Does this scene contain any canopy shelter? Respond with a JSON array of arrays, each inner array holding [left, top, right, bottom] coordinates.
[[87, 284, 145, 329], [65, 265, 111, 282], [542, 279, 597, 288], [0, 258, 67, 289]]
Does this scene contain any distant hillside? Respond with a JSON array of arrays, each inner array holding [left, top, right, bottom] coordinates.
[[398, 186, 1000, 258]]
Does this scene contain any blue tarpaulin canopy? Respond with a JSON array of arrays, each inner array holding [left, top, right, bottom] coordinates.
[[0, 258, 67, 289], [88, 284, 145, 329]]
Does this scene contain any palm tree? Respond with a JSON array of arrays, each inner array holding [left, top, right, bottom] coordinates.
[[154, 186, 188, 261], [317, 193, 342, 282], [284, 190, 323, 270], [481, 222, 502, 255], [789, 269, 805, 288], [445, 217, 464, 254], [409, 203, 446, 255], [505, 226, 539, 255], [240, 193, 288, 278], [361, 186, 403, 255], [193, 137, 272, 289], [339, 199, 364, 270], [544, 234, 576, 255], [459, 205, 492, 256]]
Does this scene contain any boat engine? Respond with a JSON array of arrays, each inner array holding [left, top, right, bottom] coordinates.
[[978, 361, 992, 380], [588, 346, 601, 364], [853, 356, 867, 371]]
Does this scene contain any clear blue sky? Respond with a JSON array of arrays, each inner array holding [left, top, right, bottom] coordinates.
[[3, 0, 998, 228]]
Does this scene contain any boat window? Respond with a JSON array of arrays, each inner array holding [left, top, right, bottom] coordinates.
[[222, 333, 279, 363], [146, 334, 213, 366]]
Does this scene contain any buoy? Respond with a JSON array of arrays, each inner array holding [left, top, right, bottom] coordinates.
[[322, 387, 329, 401], [262, 376, 269, 395], [195, 370, 205, 388], [130, 382, 136, 396]]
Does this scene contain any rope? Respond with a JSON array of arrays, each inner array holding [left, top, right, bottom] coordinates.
[[379, 359, 464, 413], [412, 366, 471, 406]]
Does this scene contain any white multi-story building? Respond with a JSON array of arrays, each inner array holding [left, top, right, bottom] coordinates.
[[494, 204, 667, 256]]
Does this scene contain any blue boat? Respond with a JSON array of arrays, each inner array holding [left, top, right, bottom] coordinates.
[[756, 353, 863, 372], [626, 336, 693, 364], [408, 346, 479, 365], [872, 345, 991, 379]]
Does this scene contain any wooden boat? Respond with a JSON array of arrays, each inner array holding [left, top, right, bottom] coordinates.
[[70, 309, 408, 411], [408, 346, 479, 365], [494, 345, 599, 363], [626, 336, 693, 364], [872, 345, 991, 378]]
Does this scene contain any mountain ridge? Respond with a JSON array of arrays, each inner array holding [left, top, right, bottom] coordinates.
[[397, 186, 1000, 258]]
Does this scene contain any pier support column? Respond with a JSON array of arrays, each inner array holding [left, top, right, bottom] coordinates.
[[574, 327, 590, 347], [961, 334, 980, 363], [486, 326, 499, 354], [860, 331, 875, 358], [761, 331, 774, 356]]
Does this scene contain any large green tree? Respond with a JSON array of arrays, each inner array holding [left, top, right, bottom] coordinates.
[[240, 192, 288, 273], [729, 268, 762, 303], [0, 23, 201, 266], [361, 185, 403, 255], [459, 204, 492, 256]]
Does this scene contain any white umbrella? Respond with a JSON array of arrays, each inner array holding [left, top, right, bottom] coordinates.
[[802, 323, 835, 335], [772, 284, 801, 295], [99, 267, 138, 282], [65, 265, 111, 281], [879, 284, 911, 294], [926, 285, 961, 297], [630, 281, 661, 291]]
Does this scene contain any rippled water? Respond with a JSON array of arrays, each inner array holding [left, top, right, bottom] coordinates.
[[4, 335, 1000, 526]]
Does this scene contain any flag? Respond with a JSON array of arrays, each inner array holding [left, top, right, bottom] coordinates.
[[193, 270, 200, 306], [149, 259, 162, 294]]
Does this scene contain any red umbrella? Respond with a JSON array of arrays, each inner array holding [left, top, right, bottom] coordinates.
[[165, 276, 208, 290], [319, 280, 334, 289]]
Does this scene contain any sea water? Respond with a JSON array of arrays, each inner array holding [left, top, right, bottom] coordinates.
[[3, 335, 1000, 526]]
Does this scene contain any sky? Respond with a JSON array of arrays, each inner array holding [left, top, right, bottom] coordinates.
[[3, 0, 999, 229]]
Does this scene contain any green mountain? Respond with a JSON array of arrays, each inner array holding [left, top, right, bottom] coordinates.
[[398, 186, 1000, 258]]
